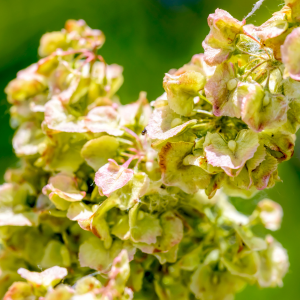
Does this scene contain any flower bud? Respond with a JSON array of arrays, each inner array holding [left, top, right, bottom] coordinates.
[[263, 93, 270, 106], [171, 118, 183, 128], [227, 78, 238, 91], [228, 140, 236, 152]]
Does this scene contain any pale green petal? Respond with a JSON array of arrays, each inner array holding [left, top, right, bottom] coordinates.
[[146, 102, 196, 141], [129, 204, 162, 244], [163, 71, 206, 116], [156, 211, 183, 252], [81, 136, 119, 171], [159, 142, 211, 194]]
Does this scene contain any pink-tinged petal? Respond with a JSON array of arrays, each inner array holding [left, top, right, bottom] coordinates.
[[203, 9, 244, 66], [44, 98, 87, 133], [0, 208, 38, 227], [95, 159, 134, 196], [281, 27, 300, 81], [18, 266, 67, 287], [85, 106, 123, 136], [205, 62, 240, 117], [43, 172, 86, 202], [245, 19, 292, 61], [246, 10, 288, 42], [204, 130, 259, 172], [146, 103, 196, 140]]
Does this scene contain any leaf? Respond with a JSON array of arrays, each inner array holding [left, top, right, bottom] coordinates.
[[41, 240, 71, 268], [252, 154, 278, 190]]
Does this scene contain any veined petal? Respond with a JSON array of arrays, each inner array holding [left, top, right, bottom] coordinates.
[[240, 83, 288, 132], [204, 130, 259, 171], [159, 142, 211, 194], [203, 9, 244, 65], [163, 70, 206, 116], [94, 159, 134, 196], [205, 62, 240, 117], [146, 103, 196, 141]]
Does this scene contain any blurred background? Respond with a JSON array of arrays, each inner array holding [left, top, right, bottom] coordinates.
[[0, 0, 299, 299]]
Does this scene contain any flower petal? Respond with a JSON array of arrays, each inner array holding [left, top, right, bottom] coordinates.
[[163, 71, 206, 116], [159, 142, 211, 194], [281, 27, 300, 81], [94, 159, 134, 196], [146, 102, 196, 141], [204, 130, 259, 171]]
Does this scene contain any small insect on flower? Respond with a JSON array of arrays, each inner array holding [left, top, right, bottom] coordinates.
[[141, 128, 147, 135]]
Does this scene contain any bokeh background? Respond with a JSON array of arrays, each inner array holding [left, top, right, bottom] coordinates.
[[0, 0, 299, 299]]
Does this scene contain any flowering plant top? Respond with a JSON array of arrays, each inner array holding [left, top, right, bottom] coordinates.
[[0, 1, 297, 298]]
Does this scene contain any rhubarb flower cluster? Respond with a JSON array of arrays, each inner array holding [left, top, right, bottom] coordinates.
[[147, 2, 300, 198], [0, 7, 292, 300]]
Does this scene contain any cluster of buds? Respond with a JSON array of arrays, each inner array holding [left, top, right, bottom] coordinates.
[[0, 5, 293, 300], [147, 1, 300, 198]]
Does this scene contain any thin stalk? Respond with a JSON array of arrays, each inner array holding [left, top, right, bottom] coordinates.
[[194, 109, 214, 117], [243, 60, 269, 81], [198, 93, 212, 105]]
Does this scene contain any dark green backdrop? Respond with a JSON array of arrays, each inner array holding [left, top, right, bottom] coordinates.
[[0, 0, 299, 299]]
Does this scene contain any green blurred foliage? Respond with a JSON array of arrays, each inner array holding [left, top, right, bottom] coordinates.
[[0, 0, 299, 299]]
